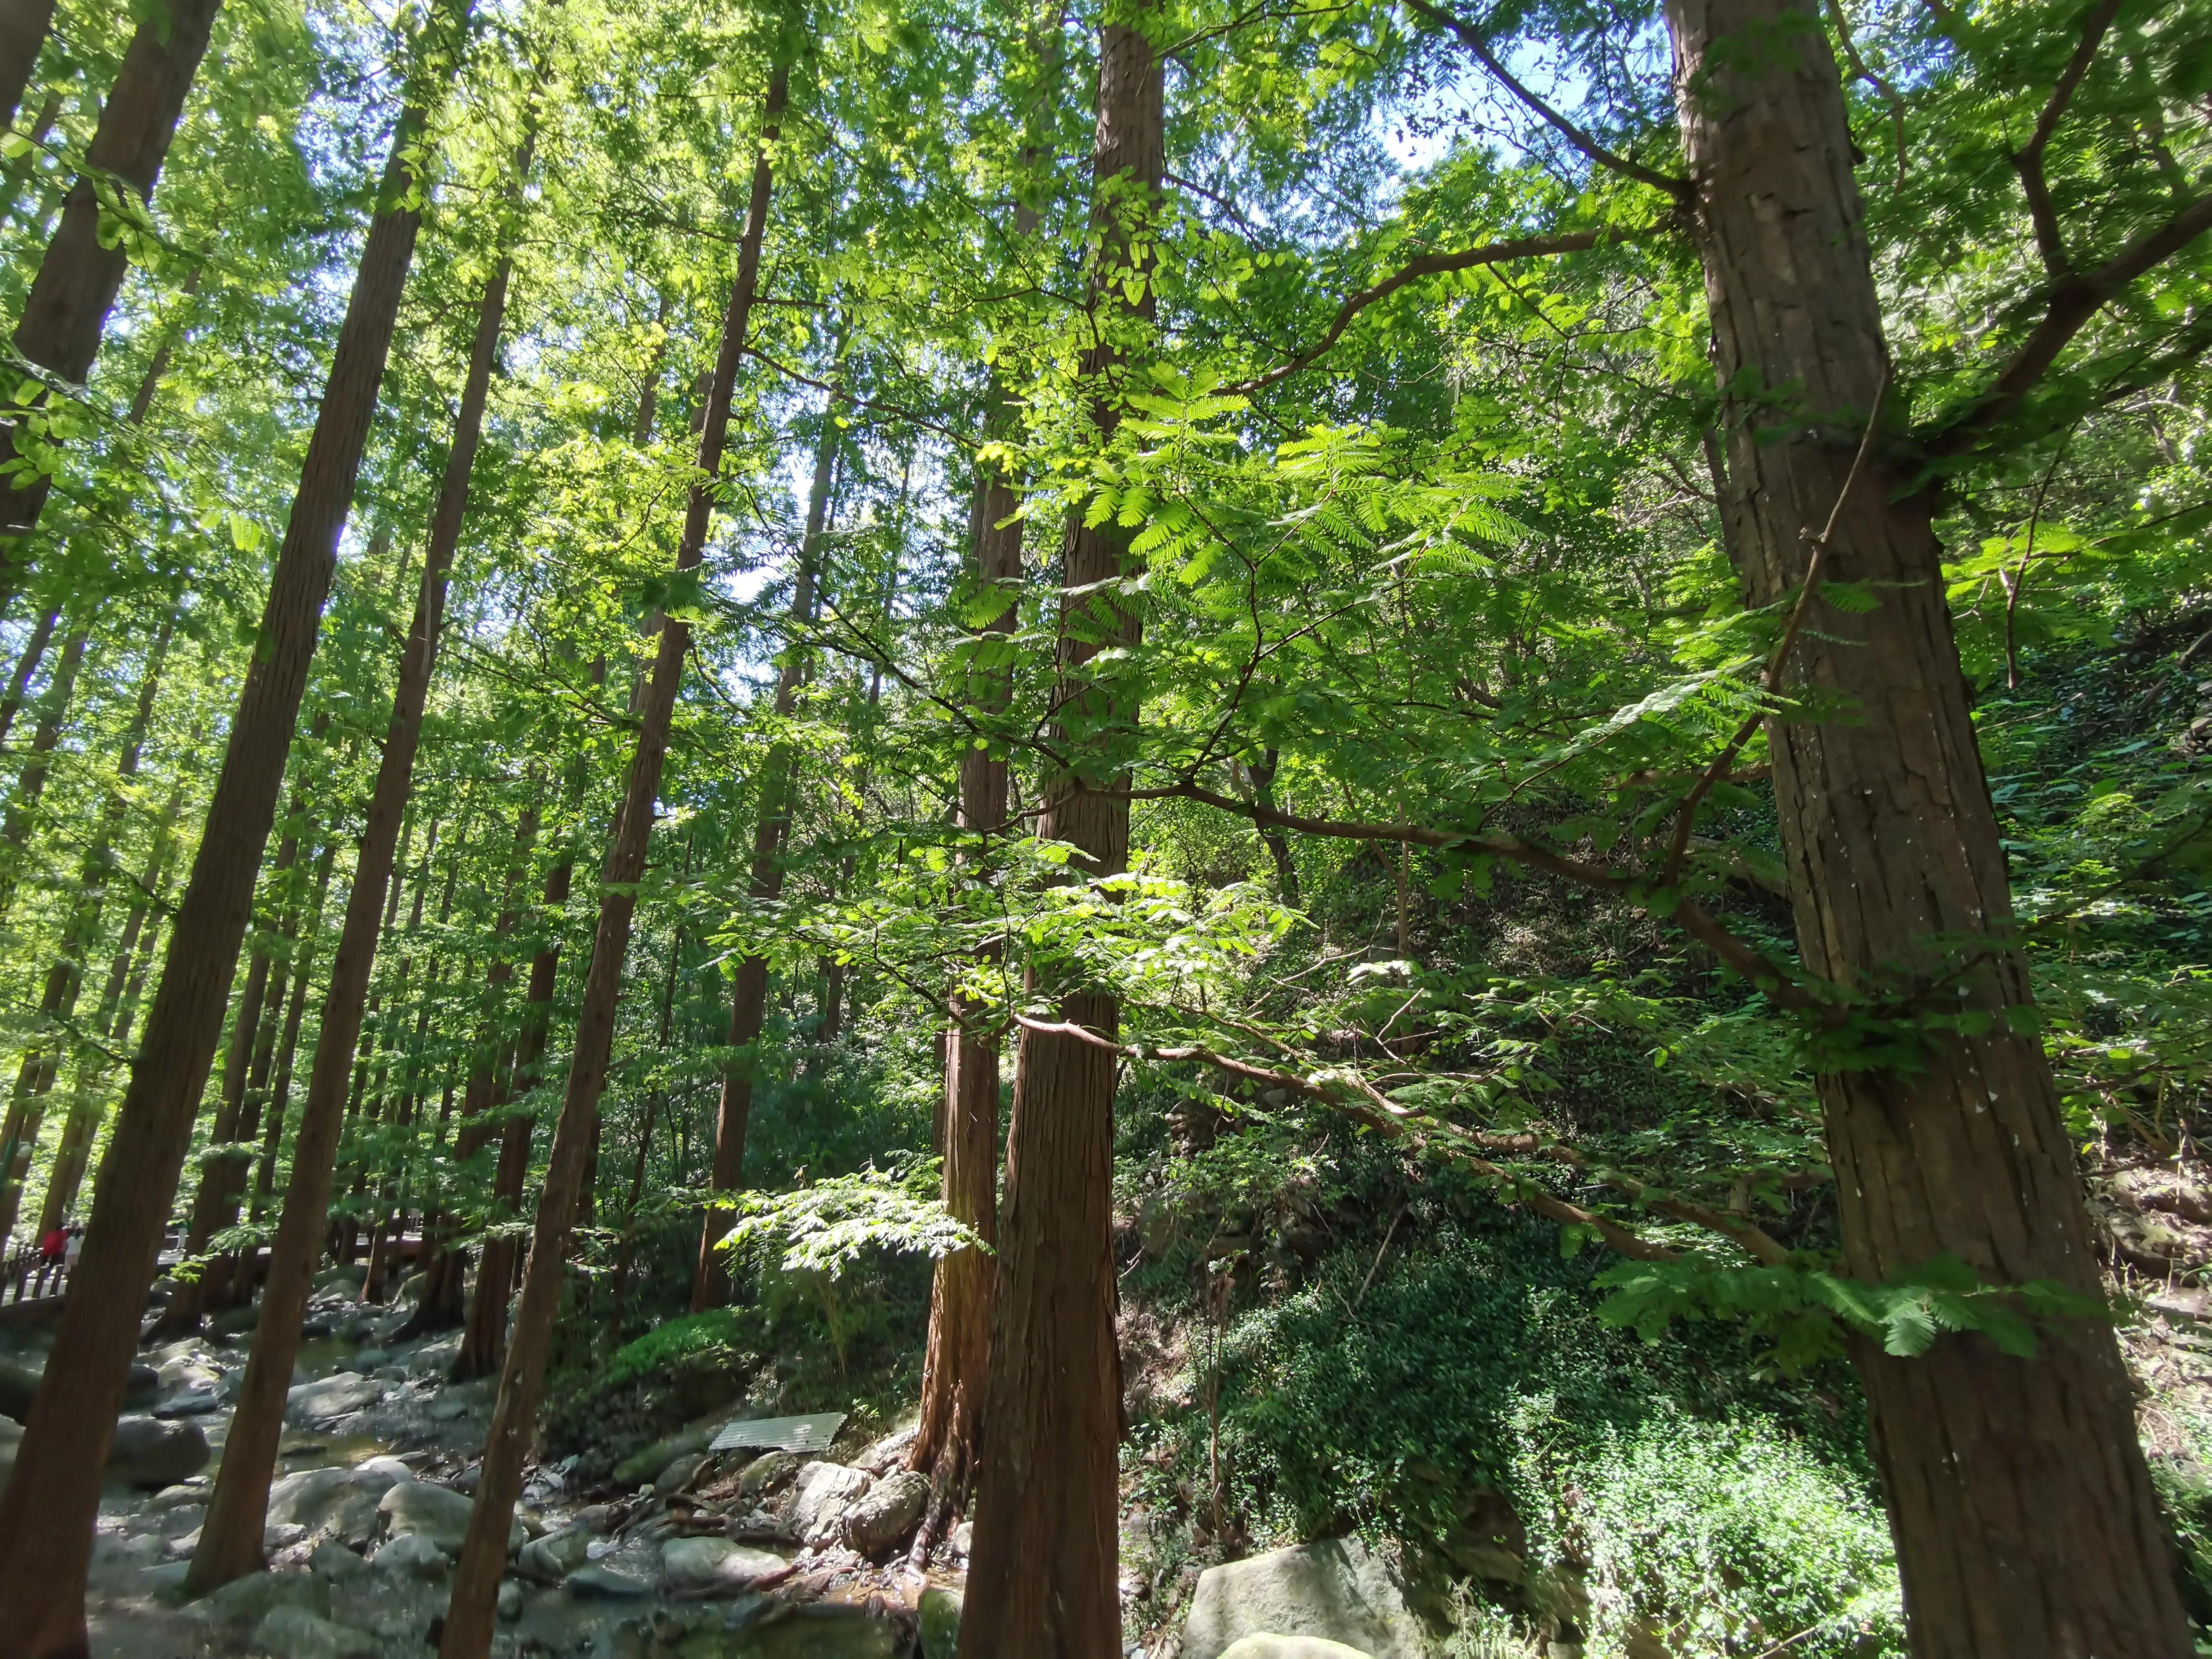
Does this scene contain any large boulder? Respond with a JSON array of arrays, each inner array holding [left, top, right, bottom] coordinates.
[[786, 1461, 872, 1545], [286, 1372, 384, 1426], [197, 1568, 331, 1626], [378, 1477, 525, 1555], [372, 1533, 450, 1578], [106, 1415, 210, 1490], [614, 1424, 716, 1487], [248, 1605, 378, 1659], [564, 1563, 655, 1599], [661, 1537, 791, 1595], [516, 1525, 593, 1583], [739, 1451, 800, 1501], [1219, 1641, 1377, 1659], [919, 1586, 962, 1659], [266, 1463, 410, 1547], [1182, 1538, 1424, 1659], [656, 1450, 709, 1497], [839, 1469, 927, 1557]]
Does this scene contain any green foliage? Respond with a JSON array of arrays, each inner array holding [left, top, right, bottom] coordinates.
[[601, 1306, 757, 1394], [717, 1160, 980, 1280]]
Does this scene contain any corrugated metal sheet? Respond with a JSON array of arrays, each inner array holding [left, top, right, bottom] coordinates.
[[708, 1410, 847, 1455]]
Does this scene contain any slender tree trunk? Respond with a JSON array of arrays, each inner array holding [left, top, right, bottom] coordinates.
[[1662, 0, 2191, 1651], [252, 839, 336, 1222], [0, 0, 221, 600], [958, 18, 1159, 1656], [0, 618, 166, 1241], [191, 116, 524, 1595], [689, 364, 836, 1310], [1247, 748, 1298, 907], [0, 8, 472, 1644], [0, 620, 85, 915], [440, 67, 788, 1659], [608, 926, 683, 1344], [0, 0, 54, 138], [0, 604, 55, 748], [908, 446, 1023, 1520]]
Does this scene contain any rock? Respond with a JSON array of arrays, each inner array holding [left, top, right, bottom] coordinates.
[[313, 1265, 367, 1293], [199, 1567, 332, 1625], [787, 1461, 872, 1544], [106, 1415, 210, 1489], [208, 1302, 260, 1337], [427, 1395, 472, 1423], [124, 1362, 162, 1405], [155, 1387, 224, 1419], [378, 1477, 526, 1555], [312, 1541, 371, 1582], [919, 1586, 962, 1659], [839, 1469, 927, 1556], [660, 1537, 791, 1595], [265, 1522, 310, 1552], [614, 1424, 715, 1487], [408, 1334, 462, 1377], [372, 1532, 449, 1578], [1218, 1641, 1377, 1659], [854, 1426, 917, 1474], [267, 1463, 409, 1546], [0, 1357, 41, 1420], [1182, 1538, 1425, 1659], [657, 1450, 710, 1497], [498, 1578, 524, 1621], [517, 1525, 594, 1582], [149, 1480, 209, 1511], [286, 1372, 384, 1426], [739, 1451, 800, 1500], [350, 1347, 389, 1371], [248, 1605, 378, 1659], [565, 1563, 654, 1598], [948, 1520, 973, 1560]]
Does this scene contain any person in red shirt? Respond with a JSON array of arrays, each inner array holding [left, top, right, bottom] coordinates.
[[36, 1225, 65, 1293]]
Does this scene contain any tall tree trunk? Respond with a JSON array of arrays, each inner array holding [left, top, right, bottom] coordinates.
[[0, 619, 85, 915], [958, 18, 1159, 1657], [0, 7, 472, 1644], [191, 120, 525, 1595], [36, 772, 189, 1234], [0, 0, 54, 138], [0, 604, 55, 747], [1661, 0, 2191, 1651], [252, 838, 337, 1223], [439, 66, 788, 1659], [908, 443, 1023, 1517], [0, 0, 221, 602], [689, 365, 836, 1311], [0, 619, 169, 1240], [609, 922, 684, 1344]]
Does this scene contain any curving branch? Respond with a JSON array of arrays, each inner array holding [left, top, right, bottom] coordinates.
[[1224, 223, 1669, 395], [2011, 0, 2123, 279], [1400, 0, 1690, 201]]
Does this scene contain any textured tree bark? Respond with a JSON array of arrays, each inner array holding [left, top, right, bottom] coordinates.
[[0, 0, 221, 600], [0, 0, 55, 138], [958, 20, 1158, 1657], [0, 3, 464, 1636], [0, 620, 168, 1241], [190, 119, 519, 1595], [1663, 1, 2192, 1652], [908, 458, 1023, 1514], [688, 390, 831, 1310], [438, 66, 789, 1659]]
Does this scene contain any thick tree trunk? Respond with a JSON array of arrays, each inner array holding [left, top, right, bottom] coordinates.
[[0, 0, 221, 599], [191, 130, 520, 1595], [0, 0, 54, 138], [908, 457, 1023, 1516], [1663, 1, 2191, 1652], [958, 22, 1159, 1657], [0, 8, 469, 1642], [690, 364, 834, 1311], [439, 67, 789, 1659]]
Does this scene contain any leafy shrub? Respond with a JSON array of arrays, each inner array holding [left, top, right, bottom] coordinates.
[[600, 1306, 758, 1393]]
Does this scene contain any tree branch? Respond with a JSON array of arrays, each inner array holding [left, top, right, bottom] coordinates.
[[2011, 0, 2123, 280], [1400, 0, 1690, 200], [1224, 224, 1668, 394]]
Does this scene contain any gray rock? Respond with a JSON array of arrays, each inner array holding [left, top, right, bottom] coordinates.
[[656, 1450, 709, 1497], [198, 1567, 332, 1625], [660, 1537, 791, 1594], [373, 1532, 450, 1578], [498, 1578, 524, 1621], [840, 1469, 927, 1557], [267, 1463, 408, 1546], [286, 1372, 384, 1426], [311, 1541, 371, 1582], [349, 1348, 389, 1371], [408, 1334, 462, 1377], [565, 1563, 654, 1598], [313, 1265, 366, 1294], [1219, 1640, 1377, 1659], [248, 1605, 377, 1659], [378, 1477, 526, 1555], [919, 1585, 962, 1659], [148, 1480, 209, 1511], [854, 1426, 917, 1474], [517, 1525, 593, 1582], [208, 1303, 260, 1338], [614, 1424, 715, 1487], [265, 1522, 310, 1552], [739, 1451, 800, 1500], [124, 1362, 162, 1405], [155, 1387, 223, 1419], [1182, 1538, 1425, 1659], [787, 1461, 872, 1545], [106, 1415, 210, 1489]]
